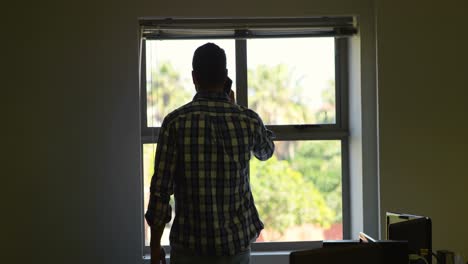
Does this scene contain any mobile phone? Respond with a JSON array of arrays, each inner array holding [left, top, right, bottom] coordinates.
[[224, 77, 232, 94]]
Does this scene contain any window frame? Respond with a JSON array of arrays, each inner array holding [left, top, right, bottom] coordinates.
[[139, 18, 354, 255]]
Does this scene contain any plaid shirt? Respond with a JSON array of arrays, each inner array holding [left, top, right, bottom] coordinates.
[[145, 91, 275, 256]]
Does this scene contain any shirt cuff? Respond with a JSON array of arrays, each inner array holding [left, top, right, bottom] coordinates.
[[145, 194, 172, 227]]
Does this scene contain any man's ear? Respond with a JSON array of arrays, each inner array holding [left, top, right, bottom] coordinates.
[[192, 71, 197, 85], [192, 70, 199, 91]]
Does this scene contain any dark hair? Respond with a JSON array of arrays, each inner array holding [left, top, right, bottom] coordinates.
[[192, 43, 227, 87]]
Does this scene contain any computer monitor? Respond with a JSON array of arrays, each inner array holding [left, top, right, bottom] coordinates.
[[386, 212, 432, 264]]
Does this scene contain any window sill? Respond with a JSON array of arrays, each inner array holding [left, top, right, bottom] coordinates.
[[143, 241, 323, 264]]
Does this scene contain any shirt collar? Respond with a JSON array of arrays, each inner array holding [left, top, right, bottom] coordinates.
[[193, 91, 230, 102]]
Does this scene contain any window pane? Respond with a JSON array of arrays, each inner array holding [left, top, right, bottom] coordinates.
[[144, 140, 342, 245], [250, 140, 342, 241], [247, 38, 336, 125], [142, 143, 173, 246], [146, 40, 236, 127]]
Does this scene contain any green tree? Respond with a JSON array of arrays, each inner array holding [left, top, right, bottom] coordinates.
[[250, 156, 335, 238], [291, 141, 342, 222], [247, 63, 342, 228], [147, 61, 192, 126], [314, 80, 336, 124], [248, 64, 311, 125], [248, 64, 310, 161]]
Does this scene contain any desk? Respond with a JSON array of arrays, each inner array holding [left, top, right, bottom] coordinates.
[[290, 240, 408, 264], [145, 240, 408, 264]]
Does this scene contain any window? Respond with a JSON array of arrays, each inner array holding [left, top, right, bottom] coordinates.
[[140, 18, 355, 249]]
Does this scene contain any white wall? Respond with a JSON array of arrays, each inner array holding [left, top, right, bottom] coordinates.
[[376, 0, 468, 259], [5, 1, 378, 263]]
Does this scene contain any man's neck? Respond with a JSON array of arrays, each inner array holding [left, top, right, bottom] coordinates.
[[197, 85, 223, 93]]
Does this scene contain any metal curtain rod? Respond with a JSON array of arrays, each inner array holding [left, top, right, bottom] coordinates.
[[139, 17, 355, 29]]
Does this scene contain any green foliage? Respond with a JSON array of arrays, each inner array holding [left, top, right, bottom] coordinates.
[[291, 141, 342, 222], [248, 64, 310, 124], [250, 156, 335, 235], [147, 61, 192, 125], [314, 80, 336, 124], [248, 64, 342, 224], [143, 144, 156, 185]]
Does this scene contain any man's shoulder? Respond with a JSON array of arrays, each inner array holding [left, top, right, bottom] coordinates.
[[220, 103, 263, 122], [161, 101, 195, 125], [237, 106, 262, 122], [163, 101, 263, 125]]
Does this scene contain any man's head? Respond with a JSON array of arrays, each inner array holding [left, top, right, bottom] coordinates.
[[192, 43, 227, 91]]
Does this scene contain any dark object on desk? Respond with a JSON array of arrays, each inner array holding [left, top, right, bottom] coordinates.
[[387, 212, 432, 264], [359, 232, 377, 243], [290, 240, 408, 264], [437, 250, 455, 264]]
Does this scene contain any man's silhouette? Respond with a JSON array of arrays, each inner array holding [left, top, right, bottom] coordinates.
[[145, 43, 275, 264]]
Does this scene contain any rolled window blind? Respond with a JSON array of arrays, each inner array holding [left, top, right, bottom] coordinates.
[[140, 17, 357, 40]]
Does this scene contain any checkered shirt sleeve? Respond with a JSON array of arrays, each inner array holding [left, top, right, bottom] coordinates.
[[145, 117, 176, 227]]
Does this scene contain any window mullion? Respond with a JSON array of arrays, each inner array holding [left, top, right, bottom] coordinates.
[[142, 127, 161, 144], [341, 137, 351, 239], [235, 38, 248, 107], [335, 38, 342, 128], [141, 39, 149, 133], [266, 125, 349, 141], [335, 37, 349, 130]]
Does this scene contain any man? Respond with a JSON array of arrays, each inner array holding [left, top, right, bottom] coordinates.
[[145, 43, 275, 264]]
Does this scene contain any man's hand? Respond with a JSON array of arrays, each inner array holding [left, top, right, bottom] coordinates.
[[150, 245, 166, 264], [150, 225, 166, 264], [229, 90, 236, 104]]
